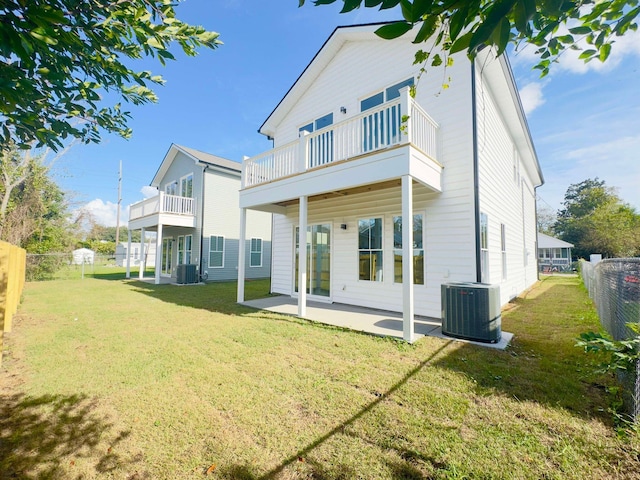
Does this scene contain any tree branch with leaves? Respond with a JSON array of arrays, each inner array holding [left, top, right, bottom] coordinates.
[[1, 0, 221, 150], [300, 0, 639, 75]]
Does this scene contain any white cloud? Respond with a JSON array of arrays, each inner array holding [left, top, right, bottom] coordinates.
[[141, 185, 158, 198], [519, 82, 546, 114], [81, 199, 128, 227], [538, 134, 640, 211], [511, 26, 640, 75]]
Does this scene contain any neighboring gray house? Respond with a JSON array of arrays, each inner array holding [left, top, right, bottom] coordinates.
[[538, 232, 573, 272], [127, 144, 272, 284]]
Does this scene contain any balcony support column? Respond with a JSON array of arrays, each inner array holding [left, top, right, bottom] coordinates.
[[402, 174, 415, 343], [139, 227, 145, 280], [237, 207, 247, 303], [298, 195, 308, 318], [155, 223, 163, 285], [125, 229, 132, 278]]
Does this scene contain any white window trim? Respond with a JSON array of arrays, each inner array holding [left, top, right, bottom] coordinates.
[[179, 173, 194, 198], [184, 234, 193, 264], [165, 180, 178, 196], [209, 235, 224, 269], [358, 217, 384, 283], [250, 237, 263, 268]]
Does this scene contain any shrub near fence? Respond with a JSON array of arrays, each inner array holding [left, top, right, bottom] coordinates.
[[0, 241, 26, 366], [581, 258, 640, 422]]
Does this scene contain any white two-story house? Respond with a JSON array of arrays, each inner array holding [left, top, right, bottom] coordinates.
[[128, 144, 272, 284], [237, 23, 544, 342]]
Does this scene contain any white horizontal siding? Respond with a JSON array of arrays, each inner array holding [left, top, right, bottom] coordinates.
[[201, 170, 272, 280], [270, 182, 477, 318], [475, 62, 539, 303]]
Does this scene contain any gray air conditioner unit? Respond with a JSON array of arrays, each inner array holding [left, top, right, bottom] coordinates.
[[176, 264, 197, 284], [441, 282, 502, 343]]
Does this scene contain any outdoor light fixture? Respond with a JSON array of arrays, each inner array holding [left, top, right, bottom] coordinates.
[[341, 224, 347, 230], [340, 106, 347, 114]]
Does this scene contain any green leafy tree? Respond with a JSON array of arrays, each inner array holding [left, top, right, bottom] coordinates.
[[1, 0, 221, 150], [554, 178, 640, 259], [300, 0, 639, 76]]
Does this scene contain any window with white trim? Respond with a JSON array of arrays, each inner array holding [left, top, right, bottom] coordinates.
[[209, 235, 224, 268], [358, 218, 383, 282], [180, 173, 193, 198], [480, 213, 489, 283], [250, 238, 263, 267], [393, 214, 424, 285], [165, 181, 178, 196]]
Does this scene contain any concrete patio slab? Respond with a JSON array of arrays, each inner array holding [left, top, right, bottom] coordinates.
[[242, 296, 513, 350]]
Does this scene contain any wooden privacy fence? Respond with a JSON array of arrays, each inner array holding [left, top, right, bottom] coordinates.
[[0, 241, 26, 366]]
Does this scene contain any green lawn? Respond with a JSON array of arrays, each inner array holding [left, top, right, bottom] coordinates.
[[1, 275, 638, 479]]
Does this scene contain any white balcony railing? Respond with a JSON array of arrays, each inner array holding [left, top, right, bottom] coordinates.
[[242, 87, 439, 188], [129, 192, 195, 222]]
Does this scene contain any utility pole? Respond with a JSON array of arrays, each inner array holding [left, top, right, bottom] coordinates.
[[115, 160, 122, 245]]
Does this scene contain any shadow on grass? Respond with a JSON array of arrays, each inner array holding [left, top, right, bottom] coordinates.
[[0, 393, 141, 479], [213, 343, 457, 480], [127, 279, 273, 315]]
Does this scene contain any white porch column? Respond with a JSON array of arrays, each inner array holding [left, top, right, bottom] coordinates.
[[125, 229, 132, 278], [154, 223, 163, 285], [237, 207, 247, 303], [139, 227, 146, 280], [298, 195, 308, 318], [402, 175, 415, 343]]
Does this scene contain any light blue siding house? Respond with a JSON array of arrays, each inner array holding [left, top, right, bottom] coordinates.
[[128, 144, 272, 284]]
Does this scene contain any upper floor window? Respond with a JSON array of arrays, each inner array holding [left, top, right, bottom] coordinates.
[[361, 78, 414, 112], [180, 174, 193, 198], [299, 112, 334, 135], [165, 181, 178, 196]]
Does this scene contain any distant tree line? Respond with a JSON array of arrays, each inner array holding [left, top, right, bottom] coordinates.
[[541, 178, 640, 260]]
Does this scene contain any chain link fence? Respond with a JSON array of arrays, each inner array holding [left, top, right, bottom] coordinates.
[[581, 258, 640, 421], [26, 253, 151, 281]]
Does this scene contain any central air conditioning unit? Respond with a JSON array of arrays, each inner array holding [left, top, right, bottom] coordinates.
[[176, 264, 197, 284], [441, 282, 502, 343]]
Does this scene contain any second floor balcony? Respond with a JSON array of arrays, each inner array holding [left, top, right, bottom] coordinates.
[[241, 90, 441, 195], [129, 192, 197, 230]]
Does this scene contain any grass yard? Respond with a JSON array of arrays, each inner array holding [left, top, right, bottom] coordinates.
[[1, 275, 639, 479]]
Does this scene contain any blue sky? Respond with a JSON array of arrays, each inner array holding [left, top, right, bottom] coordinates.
[[52, 1, 640, 226]]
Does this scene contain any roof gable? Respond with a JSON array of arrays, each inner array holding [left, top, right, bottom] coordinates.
[[150, 144, 240, 187], [538, 232, 574, 248]]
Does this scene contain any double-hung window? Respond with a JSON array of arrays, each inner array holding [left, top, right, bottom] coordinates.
[[250, 238, 262, 267], [358, 218, 383, 282], [209, 235, 224, 268], [393, 214, 424, 285]]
